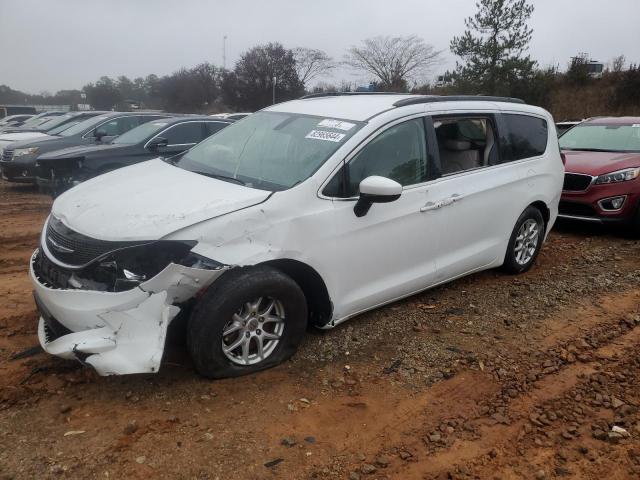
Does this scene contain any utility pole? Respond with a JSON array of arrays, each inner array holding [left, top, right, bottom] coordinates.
[[272, 75, 277, 105], [223, 35, 227, 69]]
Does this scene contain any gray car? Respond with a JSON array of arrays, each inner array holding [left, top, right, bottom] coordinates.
[[1, 112, 170, 183]]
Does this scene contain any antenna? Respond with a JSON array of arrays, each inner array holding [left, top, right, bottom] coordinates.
[[223, 35, 228, 69]]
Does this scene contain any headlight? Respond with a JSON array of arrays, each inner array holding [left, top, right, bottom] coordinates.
[[13, 147, 39, 158], [594, 167, 640, 185]]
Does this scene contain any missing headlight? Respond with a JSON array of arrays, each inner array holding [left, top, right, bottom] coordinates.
[[76, 241, 197, 292]]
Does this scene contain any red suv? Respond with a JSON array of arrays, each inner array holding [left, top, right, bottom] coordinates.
[[559, 117, 640, 234]]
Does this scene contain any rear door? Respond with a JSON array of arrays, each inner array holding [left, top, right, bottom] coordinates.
[[426, 111, 526, 282]]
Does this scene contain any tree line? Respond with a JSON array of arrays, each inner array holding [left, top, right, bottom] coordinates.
[[1, 0, 638, 119]]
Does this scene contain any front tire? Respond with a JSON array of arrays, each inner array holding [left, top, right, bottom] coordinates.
[[187, 265, 307, 378], [502, 206, 545, 274]]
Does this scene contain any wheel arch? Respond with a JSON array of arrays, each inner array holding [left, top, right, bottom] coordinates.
[[260, 259, 333, 327], [529, 200, 550, 229]]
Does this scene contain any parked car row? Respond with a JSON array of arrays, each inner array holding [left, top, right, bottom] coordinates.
[[0, 111, 235, 190], [0, 114, 35, 128], [36, 116, 232, 196]]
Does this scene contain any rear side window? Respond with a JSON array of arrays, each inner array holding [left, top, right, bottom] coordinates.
[[503, 114, 548, 161]]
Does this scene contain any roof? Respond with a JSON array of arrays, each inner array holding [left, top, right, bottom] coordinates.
[[267, 93, 528, 122], [584, 116, 640, 125], [268, 94, 411, 121], [159, 116, 232, 124]]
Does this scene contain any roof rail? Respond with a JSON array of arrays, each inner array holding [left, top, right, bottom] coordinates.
[[300, 92, 412, 100], [393, 95, 526, 107]]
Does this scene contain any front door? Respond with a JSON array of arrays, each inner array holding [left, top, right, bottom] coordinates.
[[327, 116, 442, 319]]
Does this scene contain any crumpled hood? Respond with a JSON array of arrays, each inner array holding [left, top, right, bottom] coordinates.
[[38, 143, 126, 161], [52, 159, 272, 241], [562, 150, 640, 176]]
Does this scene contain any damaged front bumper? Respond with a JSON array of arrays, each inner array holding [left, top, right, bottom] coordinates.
[[30, 250, 228, 375]]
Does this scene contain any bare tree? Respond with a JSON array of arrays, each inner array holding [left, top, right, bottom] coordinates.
[[344, 35, 442, 90], [611, 55, 626, 73], [293, 47, 335, 87]]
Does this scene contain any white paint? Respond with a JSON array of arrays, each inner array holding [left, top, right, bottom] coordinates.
[[33, 94, 564, 375], [359, 176, 402, 196], [52, 159, 271, 241]]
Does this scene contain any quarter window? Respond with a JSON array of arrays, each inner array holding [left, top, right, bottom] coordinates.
[[162, 122, 203, 145], [434, 117, 499, 175], [503, 114, 548, 161], [345, 118, 427, 196]]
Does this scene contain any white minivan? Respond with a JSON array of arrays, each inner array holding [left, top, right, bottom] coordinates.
[[31, 94, 563, 377]]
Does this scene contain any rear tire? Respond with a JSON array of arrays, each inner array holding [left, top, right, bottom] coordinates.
[[187, 265, 307, 379], [501, 206, 545, 274]]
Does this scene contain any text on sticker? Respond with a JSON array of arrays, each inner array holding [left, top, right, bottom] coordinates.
[[318, 119, 356, 131], [305, 130, 346, 142]]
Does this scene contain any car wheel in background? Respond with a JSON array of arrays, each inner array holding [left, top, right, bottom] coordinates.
[[501, 206, 545, 274], [187, 265, 307, 378]]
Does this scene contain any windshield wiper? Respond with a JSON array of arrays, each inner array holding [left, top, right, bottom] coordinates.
[[192, 171, 246, 186]]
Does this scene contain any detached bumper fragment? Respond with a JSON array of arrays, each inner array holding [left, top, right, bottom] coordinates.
[[30, 250, 229, 375]]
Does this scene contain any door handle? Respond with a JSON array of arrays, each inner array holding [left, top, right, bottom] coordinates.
[[420, 194, 464, 213], [420, 202, 440, 212]]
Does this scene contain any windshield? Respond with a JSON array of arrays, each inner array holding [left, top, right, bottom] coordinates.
[[47, 120, 82, 135], [59, 114, 112, 137], [18, 114, 53, 128], [560, 124, 640, 153], [174, 111, 362, 191], [36, 114, 78, 132], [112, 120, 168, 145]]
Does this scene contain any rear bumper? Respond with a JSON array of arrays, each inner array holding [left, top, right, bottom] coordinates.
[[30, 250, 228, 375]]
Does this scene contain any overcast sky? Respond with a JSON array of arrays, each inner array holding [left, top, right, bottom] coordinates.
[[1, 0, 639, 94]]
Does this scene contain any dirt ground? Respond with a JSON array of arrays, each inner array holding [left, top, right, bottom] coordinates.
[[1, 181, 639, 480]]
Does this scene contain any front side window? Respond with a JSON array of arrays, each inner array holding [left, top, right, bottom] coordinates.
[[112, 121, 168, 145], [503, 114, 548, 161], [559, 124, 640, 153], [434, 116, 498, 175], [205, 121, 227, 136], [162, 122, 203, 145], [344, 118, 427, 196], [174, 112, 363, 191]]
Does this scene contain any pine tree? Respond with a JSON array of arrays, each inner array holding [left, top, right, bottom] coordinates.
[[451, 0, 536, 96]]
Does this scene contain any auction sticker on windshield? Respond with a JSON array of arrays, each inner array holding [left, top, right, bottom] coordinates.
[[305, 130, 346, 142], [317, 119, 356, 131]]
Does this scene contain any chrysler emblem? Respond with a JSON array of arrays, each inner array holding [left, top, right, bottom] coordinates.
[[48, 236, 74, 253]]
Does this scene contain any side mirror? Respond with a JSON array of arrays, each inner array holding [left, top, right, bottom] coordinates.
[[354, 176, 402, 217], [147, 136, 168, 150]]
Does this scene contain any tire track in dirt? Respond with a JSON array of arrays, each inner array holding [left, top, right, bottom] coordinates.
[[332, 288, 640, 479]]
